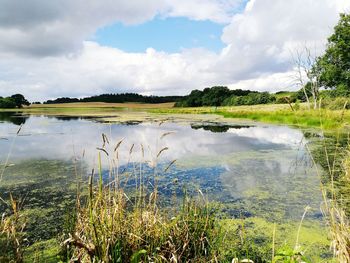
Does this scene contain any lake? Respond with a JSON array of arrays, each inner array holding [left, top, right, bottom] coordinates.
[[0, 111, 327, 258]]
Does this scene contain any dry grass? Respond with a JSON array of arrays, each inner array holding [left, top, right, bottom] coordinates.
[[0, 194, 26, 263], [62, 133, 219, 263], [322, 146, 350, 262]]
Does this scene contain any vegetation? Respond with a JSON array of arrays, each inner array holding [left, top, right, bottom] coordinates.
[[63, 180, 218, 262], [44, 93, 183, 104], [153, 104, 350, 130], [0, 94, 30, 109], [175, 86, 276, 107], [315, 13, 350, 95]]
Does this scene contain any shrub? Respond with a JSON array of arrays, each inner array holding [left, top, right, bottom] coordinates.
[[321, 97, 350, 110]]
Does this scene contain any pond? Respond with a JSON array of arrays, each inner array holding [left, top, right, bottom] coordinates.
[[0, 111, 327, 259]]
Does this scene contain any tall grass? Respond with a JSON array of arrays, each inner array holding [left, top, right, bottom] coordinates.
[[62, 133, 220, 262], [320, 144, 350, 262], [0, 125, 27, 263], [152, 105, 349, 130]]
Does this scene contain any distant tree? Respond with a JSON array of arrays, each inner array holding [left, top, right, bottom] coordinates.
[[201, 86, 231, 106], [179, 90, 203, 107], [45, 93, 183, 104], [225, 92, 274, 106], [175, 86, 274, 107], [0, 97, 17, 108], [315, 13, 350, 93], [44, 97, 80, 104], [292, 82, 313, 102], [10, 94, 30, 108]]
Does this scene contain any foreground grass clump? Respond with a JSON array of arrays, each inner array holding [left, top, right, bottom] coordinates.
[[321, 144, 350, 262], [62, 179, 218, 262], [0, 194, 27, 263]]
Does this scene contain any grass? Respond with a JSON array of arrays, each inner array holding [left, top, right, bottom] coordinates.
[[152, 104, 350, 130], [61, 135, 221, 262], [58, 131, 334, 262]]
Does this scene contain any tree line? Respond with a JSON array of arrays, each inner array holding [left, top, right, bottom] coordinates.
[[175, 86, 275, 107], [0, 94, 30, 108], [44, 93, 183, 104]]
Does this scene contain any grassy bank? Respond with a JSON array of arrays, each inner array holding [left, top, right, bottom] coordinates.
[[3, 101, 350, 130], [152, 104, 350, 130]]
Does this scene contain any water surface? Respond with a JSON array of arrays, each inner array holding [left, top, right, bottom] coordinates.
[[0, 112, 323, 243]]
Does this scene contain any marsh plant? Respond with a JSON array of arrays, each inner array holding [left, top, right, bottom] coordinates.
[[320, 141, 350, 262], [0, 194, 27, 263], [61, 131, 220, 262], [0, 125, 28, 263]]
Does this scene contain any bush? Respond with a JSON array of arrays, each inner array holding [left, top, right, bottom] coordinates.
[[0, 98, 17, 108], [225, 92, 275, 106], [321, 97, 350, 110]]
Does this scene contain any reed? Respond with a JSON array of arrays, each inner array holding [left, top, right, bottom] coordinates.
[[62, 133, 219, 262], [320, 144, 350, 262]]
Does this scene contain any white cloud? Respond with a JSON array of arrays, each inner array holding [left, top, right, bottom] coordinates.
[[0, 0, 241, 56], [228, 71, 295, 92], [164, 0, 245, 23], [0, 0, 349, 100], [0, 42, 223, 100]]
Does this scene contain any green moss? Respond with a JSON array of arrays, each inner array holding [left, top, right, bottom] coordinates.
[[218, 217, 333, 262]]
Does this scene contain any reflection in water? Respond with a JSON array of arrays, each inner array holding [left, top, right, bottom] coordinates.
[[0, 112, 28, 125], [191, 124, 253, 133], [0, 115, 321, 221]]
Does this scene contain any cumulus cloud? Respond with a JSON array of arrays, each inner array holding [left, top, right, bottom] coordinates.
[[164, 0, 245, 23], [0, 42, 223, 100], [0, 0, 167, 56], [216, 0, 350, 82], [0, 0, 349, 100], [0, 0, 242, 56]]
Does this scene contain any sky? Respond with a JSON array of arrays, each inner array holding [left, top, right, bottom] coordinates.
[[0, 0, 349, 101]]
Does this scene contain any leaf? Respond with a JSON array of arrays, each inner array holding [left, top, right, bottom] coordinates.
[[131, 249, 147, 263]]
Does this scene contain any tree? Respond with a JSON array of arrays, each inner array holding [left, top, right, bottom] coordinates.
[[10, 94, 30, 108], [292, 46, 320, 109], [293, 82, 313, 102], [0, 97, 17, 108], [201, 86, 231, 106], [315, 13, 350, 93]]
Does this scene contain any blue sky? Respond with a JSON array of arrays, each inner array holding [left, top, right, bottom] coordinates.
[[92, 17, 225, 53]]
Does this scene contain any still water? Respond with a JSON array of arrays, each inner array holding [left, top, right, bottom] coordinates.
[[0, 112, 323, 245]]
